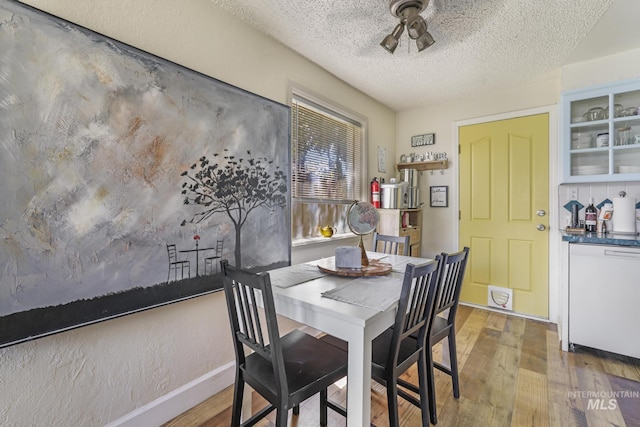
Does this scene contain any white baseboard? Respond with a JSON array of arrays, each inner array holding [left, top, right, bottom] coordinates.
[[460, 302, 555, 324], [105, 361, 235, 427]]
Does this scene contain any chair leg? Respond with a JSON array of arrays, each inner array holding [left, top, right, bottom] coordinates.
[[386, 378, 400, 427], [230, 377, 244, 427], [448, 330, 460, 399], [275, 406, 289, 427], [417, 352, 431, 427], [426, 345, 438, 425], [320, 388, 328, 426]]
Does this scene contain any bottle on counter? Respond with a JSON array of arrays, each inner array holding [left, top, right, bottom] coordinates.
[[585, 197, 597, 233]]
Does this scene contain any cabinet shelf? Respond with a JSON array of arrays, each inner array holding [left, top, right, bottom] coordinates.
[[569, 146, 610, 154], [396, 159, 448, 171], [560, 78, 640, 183], [376, 208, 422, 257]]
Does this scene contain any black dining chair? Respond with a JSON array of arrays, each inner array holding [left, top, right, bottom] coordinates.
[[220, 260, 348, 427], [204, 239, 224, 275], [321, 258, 444, 426], [426, 247, 470, 425], [372, 232, 410, 256], [166, 244, 190, 281]]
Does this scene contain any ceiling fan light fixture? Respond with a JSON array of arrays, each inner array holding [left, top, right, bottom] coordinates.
[[382, 0, 434, 54], [380, 22, 405, 54], [416, 30, 435, 51], [406, 13, 428, 39]]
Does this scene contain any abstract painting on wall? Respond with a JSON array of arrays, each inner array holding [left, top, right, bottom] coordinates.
[[0, 0, 291, 348]]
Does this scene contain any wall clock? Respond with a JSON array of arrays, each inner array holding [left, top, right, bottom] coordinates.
[[411, 133, 435, 147]]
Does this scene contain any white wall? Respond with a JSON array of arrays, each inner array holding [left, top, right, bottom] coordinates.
[[1, 1, 395, 425], [561, 48, 640, 92]]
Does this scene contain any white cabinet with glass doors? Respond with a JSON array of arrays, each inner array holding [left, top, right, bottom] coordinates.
[[560, 78, 640, 183]]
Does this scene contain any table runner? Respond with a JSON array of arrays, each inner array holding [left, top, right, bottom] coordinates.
[[268, 263, 328, 288], [321, 256, 433, 311], [321, 272, 406, 311]]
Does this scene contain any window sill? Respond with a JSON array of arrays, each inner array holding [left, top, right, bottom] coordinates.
[[292, 233, 357, 247]]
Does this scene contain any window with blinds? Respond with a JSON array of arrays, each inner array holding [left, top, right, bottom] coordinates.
[[290, 94, 365, 241]]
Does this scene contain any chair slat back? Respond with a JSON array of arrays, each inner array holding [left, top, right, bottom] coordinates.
[[372, 232, 410, 256], [234, 274, 266, 349], [167, 244, 178, 263], [221, 260, 287, 393], [434, 247, 470, 319], [215, 239, 224, 257], [387, 257, 443, 368]]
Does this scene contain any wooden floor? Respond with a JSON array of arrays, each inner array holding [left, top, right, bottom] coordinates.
[[163, 305, 640, 426]]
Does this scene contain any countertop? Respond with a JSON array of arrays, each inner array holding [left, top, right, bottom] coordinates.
[[562, 231, 640, 247]]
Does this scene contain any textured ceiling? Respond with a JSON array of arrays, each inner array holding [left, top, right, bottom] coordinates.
[[211, 0, 639, 111]]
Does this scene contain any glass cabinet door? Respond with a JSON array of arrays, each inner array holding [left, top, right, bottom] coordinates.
[[562, 80, 640, 183], [569, 94, 609, 178], [612, 88, 640, 175]]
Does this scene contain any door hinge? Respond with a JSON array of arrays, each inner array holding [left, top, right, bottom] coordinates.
[[459, 210, 461, 220], [458, 144, 461, 154]]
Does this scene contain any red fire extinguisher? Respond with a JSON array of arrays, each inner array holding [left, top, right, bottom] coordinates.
[[371, 177, 380, 208]]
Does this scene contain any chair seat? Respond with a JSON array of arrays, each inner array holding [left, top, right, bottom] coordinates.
[[407, 315, 449, 341], [371, 328, 421, 375], [320, 329, 421, 382], [245, 329, 348, 405], [318, 333, 347, 351]]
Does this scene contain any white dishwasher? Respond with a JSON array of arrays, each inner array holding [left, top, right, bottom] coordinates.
[[569, 243, 640, 358]]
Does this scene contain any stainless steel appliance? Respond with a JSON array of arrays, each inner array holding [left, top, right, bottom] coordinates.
[[381, 181, 408, 209], [402, 168, 420, 208]]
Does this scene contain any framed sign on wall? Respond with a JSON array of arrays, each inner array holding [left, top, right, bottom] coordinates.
[[430, 186, 448, 207], [411, 133, 435, 147]]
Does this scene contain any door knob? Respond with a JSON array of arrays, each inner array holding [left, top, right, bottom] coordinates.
[[536, 210, 546, 217], [537, 224, 546, 231]]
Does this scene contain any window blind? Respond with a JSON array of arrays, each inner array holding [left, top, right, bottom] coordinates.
[[291, 97, 363, 202]]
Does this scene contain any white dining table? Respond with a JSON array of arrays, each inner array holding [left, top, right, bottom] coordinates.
[[269, 252, 433, 427]]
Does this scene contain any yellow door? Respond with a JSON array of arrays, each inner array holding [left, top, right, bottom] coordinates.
[[459, 114, 549, 318]]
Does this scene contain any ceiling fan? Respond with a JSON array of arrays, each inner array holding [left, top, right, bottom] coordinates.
[[380, 0, 435, 54]]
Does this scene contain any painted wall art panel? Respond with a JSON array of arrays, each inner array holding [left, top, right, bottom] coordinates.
[[0, 0, 291, 348]]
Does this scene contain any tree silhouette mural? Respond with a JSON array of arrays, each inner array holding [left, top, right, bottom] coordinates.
[[181, 149, 287, 269]]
